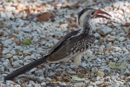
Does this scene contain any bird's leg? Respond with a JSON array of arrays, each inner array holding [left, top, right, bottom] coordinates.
[[73, 53, 86, 75], [74, 53, 82, 66], [45, 62, 49, 77]]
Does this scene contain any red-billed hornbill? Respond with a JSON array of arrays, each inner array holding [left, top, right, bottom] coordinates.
[[4, 8, 111, 81]]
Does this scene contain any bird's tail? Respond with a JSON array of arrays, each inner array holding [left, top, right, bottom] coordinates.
[[4, 55, 48, 81]]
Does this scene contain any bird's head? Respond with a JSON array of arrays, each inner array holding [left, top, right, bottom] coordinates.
[[78, 8, 111, 28]]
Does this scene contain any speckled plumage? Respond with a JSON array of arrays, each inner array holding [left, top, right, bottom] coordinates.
[[5, 8, 107, 81], [46, 33, 95, 63]]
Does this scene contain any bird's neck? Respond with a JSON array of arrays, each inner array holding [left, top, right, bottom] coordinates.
[[82, 21, 92, 35]]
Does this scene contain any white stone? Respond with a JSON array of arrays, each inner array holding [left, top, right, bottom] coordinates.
[[29, 48, 35, 52], [0, 11, 6, 18], [3, 38, 13, 46], [113, 58, 118, 62], [110, 36, 116, 39], [38, 77, 45, 81], [12, 10, 19, 14], [14, 46, 21, 49], [0, 66, 5, 73], [12, 56, 19, 60], [5, 6, 13, 11], [23, 49, 30, 54], [111, 32, 116, 35], [67, 69, 76, 74], [35, 70, 43, 76], [74, 83, 85, 87], [23, 29, 32, 33], [12, 61, 21, 68], [34, 84, 41, 87], [22, 14, 27, 19], [3, 59, 11, 69], [113, 47, 122, 51], [85, 50, 93, 56], [6, 12, 13, 19], [26, 84, 32, 87], [53, 39, 59, 44], [46, 77, 52, 81], [81, 62, 88, 68], [29, 68, 37, 73], [97, 58, 102, 62], [127, 45, 130, 50], [2, 48, 10, 54], [95, 81, 104, 84], [60, 0, 66, 3], [41, 82, 46, 86], [99, 45, 105, 52], [94, 33, 100, 38], [101, 27, 112, 34], [92, 67, 98, 73], [10, 50, 16, 54], [17, 60, 23, 64], [118, 37, 125, 42], [113, 1, 124, 8], [5, 54, 13, 58]]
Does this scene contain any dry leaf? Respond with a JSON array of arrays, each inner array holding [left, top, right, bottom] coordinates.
[[125, 22, 130, 25], [118, 62, 126, 70], [45, 36, 53, 40], [37, 13, 52, 22], [57, 71, 62, 76], [83, 52, 88, 55], [9, 34, 16, 38], [0, 42, 3, 57], [17, 41, 23, 45], [63, 77, 69, 82], [51, 16, 55, 22], [128, 6, 130, 10], [12, 39, 17, 43], [23, 9, 30, 14], [106, 22, 114, 29], [0, 25, 3, 29], [0, 32, 4, 36], [0, 2, 4, 5], [67, 18, 73, 23], [126, 34, 130, 38], [39, 52, 44, 55], [99, 31, 106, 36], [69, 24, 78, 28], [16, 5, 23, 12]]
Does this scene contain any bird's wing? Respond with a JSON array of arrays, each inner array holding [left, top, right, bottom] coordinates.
[[48, 30, 80, 54], [47, 34, 95, 63]]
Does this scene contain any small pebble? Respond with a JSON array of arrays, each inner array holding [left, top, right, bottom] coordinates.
[[92, 67, 98, 73], [118, 37, 125, 42], [97, 71, 105, 77], [101, 27, 112, 34], [74, 83, 85, 87], [5, 54, 13, 58]]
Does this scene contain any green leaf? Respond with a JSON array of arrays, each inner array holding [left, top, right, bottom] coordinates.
[[87, 56, 97, 60], [23, 39, 32, 45], [118, 62, 126, 70], [8, 0, 14, 2], [48, 70, 51, 73], [109, 62, 117, 68], [71, 75, 86, 81]]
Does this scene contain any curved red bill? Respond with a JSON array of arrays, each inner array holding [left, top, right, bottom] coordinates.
[[94, 9, 111, 19]]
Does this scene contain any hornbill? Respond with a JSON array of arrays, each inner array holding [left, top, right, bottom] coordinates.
[[4, 8, 111, 81]]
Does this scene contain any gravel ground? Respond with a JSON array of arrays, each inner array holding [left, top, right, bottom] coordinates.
[[0, 0, 130, 87]]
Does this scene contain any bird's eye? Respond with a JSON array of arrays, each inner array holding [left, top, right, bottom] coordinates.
[[91, 12, 95, 15]]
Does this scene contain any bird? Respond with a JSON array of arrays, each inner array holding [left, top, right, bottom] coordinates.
[[4, 8, 111, 81]]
